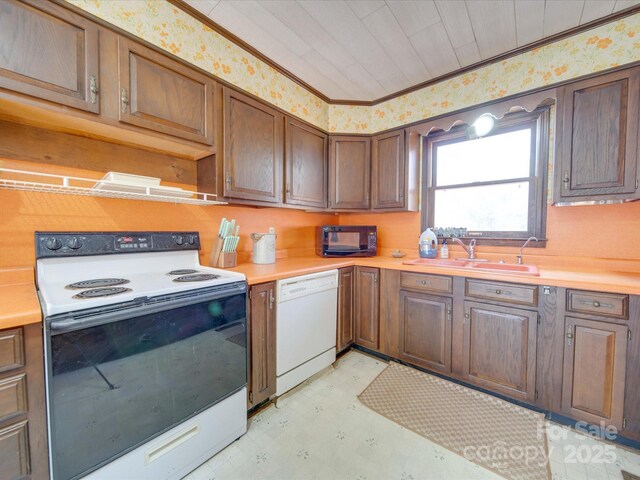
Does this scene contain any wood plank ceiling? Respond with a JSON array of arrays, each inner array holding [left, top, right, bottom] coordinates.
[[185, 0, 640, 102]]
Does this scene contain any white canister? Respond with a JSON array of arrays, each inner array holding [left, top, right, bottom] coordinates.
[[250, 228, 276, 264]]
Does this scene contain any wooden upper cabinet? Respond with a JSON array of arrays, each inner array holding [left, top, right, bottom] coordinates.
[[355, 267, 380, 351], [223, 88, 283, 204], [248, 282, 277, 409], [329, 136, 371, 210], [561, 317, 627, 429], [371, 129, 419, 211], [555, 68, 640, 202], [117, 37, 215, 145], [399, 291, 452, 374], [462, 301, 538, 402], [0, 0, 100, 113], [285, 118, 328, 208]]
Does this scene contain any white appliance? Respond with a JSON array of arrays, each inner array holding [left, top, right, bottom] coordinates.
[[250, 228, 276, 264], [276, 270, 338, 396], [36, 231, 248, 480]]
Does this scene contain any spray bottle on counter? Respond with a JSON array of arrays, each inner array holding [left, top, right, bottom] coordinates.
[[418, 228, 438, 259]]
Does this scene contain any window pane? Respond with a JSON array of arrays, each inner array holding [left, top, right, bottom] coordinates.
[[436, 129, 532, 186], [434, 182, 530, 232]]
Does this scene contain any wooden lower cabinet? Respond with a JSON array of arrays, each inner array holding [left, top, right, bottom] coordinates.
[[0, 324, 48, 480], [247, 282, 277, 409], [561, 317, 627, 429], [398, 291, 452, 374], [462, 301, 538, 402], [337, 267, 355, 352], [355, 267, 379, 350]]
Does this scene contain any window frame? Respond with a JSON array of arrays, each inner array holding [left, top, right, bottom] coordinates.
[[421, 107, 550, 246]]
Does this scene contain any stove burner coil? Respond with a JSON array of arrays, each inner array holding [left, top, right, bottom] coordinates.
[[73, 287, 132, 299], [167, 269, 199, 276], [66, 278, 130, 289], [173, 274, 220, 282]]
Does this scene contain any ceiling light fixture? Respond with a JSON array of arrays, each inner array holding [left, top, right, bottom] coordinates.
[[472, 113, 496, 137]]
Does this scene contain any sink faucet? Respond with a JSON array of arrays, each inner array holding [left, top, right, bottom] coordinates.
[[452, 238, 477, 260], [517, 236, 538, 264]]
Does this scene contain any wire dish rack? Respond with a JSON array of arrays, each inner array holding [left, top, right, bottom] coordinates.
[[0, 168, 226, 206]]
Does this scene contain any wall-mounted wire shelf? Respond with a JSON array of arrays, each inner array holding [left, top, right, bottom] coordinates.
[[0, 168, 226, 206]]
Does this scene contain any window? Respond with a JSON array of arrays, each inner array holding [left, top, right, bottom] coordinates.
[[422, 108, 550, 245]]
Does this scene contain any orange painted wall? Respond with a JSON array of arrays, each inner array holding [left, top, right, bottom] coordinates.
[[0, 160, 337, 268], [340, 202, 640, 262]]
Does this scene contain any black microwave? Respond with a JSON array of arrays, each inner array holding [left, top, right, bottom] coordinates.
[[316, 226, 377, 257]]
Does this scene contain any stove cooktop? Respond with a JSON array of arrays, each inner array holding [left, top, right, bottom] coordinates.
[[35, 231, 246, 317]]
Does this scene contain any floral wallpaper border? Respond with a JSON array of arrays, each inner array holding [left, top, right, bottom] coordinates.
[[67, 1, 640, 134]]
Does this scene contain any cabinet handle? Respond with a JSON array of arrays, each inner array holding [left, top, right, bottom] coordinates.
[[447, 310, 452, 315], [418, 280, 431, 285], [225, 172, 232, 187], [562, 173, 570, 186], [269, 290, 275, 310], [89, 75, 99, 104], [566, 325, 574, 346], [121, 88, 129, 113], [566, 332, 574, 339], [286, 184, 291, 195], [495, 289, 501, 294], [593, 301, 601, 308]]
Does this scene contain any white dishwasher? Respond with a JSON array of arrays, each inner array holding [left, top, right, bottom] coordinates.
[[276, 269, 338, 396]]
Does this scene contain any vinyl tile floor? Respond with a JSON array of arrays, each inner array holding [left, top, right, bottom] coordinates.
[[183, 351, 640, 480]]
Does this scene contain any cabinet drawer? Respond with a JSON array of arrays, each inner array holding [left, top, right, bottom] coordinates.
[[401, 272, 452, 294], [0, 329, 24, 374], [567, 290, 628, 319], [0, 420, 30, 479], [465, 279, 538, 306], [0, 374, 27, 423]]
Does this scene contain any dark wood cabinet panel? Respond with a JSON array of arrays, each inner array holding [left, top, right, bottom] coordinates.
[[0, 0, 100, 113], [337, 267, 355, 353], [623, 296, 640, 439], [555, 68, 640, 202], [0, 329, 24, 374], [285, 118, 327, 208], [329, 136, 371, 210], [248, 282, 277, 408], [463, 301, 537, 401], [223, 88, 283, 203], [399, 291, 452, 374], [355, 267, 379, 350], [372, 129, 405, 210], [0, 324, 48, 480], [118, 37, 215, 145], [561, 317, 627, 429]]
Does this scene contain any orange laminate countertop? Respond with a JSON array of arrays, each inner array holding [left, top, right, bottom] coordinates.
[[231, 255, 640, 295], [0, 267, 41, 330]]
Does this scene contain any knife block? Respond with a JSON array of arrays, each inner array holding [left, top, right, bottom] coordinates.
[[217, 251, 237, 268]]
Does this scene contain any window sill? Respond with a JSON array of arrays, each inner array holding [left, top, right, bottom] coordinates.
[[439, 237, 547, 248]]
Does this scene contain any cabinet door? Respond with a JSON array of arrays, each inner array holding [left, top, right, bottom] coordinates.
[[223, 88, 283, 203], [355, 267, 379, 350], [0, 0, 99, 113], [463, 301, 537, 401], [561, 317, 627, 429], [372, 129, 405, 210], [248, 283, 277, 408], [285, 118, 327, 208], [329, 136, 371, 209], [399, 291, 452, 374], [118, 37, 215, 145], [555, 69, 640, 202], [337, 267, 355, 352]]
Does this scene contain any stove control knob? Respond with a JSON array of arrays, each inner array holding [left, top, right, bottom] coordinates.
[[187, 235, 196, 245], [174, 235, 184, 246], [44, 238, 62, 251], [67, 237, 83, 250]]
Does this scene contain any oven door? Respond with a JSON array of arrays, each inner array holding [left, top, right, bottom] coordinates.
[[45, 282, 247, 480]]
